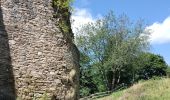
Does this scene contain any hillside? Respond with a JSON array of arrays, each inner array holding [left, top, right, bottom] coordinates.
[[97, 78, 170, 100]]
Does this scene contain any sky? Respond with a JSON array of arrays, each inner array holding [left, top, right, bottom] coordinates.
[[71, 0, 170, 65]]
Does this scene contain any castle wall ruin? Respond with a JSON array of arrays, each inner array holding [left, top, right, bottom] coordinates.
[[0, 0, 79, 99]]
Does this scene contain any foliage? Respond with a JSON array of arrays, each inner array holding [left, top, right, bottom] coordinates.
[[53, 0, 74, 34], [53, 0, 73, 10], [136, 53, 168, 80], [166, 66, 170, 77], [79, 52, 98, 97], [166, 66, 170, 73], [76, 11, 151, 96], [39, 92, 49, 100], [77, 11, 168, 97]]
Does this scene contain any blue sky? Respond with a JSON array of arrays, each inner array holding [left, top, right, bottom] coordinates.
[[72, 0, 170, 65]]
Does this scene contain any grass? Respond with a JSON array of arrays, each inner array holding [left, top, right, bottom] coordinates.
[[97, 89, 124, 100], [97, 78, 170, 100]]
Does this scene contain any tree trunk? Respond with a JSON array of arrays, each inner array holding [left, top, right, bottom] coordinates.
[[98, 66, 110, 91], [117, 71, 121, 84], [111, 72, 116, 90]]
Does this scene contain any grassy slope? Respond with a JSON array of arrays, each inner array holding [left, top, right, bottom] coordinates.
[[97, 78, 170, 100]]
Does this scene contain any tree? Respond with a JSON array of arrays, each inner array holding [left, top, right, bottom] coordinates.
[[76, 11, 150, 92], [103, 16, 150, 89], [166, 66, 170, 77], [136, 53, 168, 80], [79, 52, 98, 97], [76, 18, 110, 91]]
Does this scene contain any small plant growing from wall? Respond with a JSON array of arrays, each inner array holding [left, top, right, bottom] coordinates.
[[39, 92, 49, 100], [53, 0, 74, 39]]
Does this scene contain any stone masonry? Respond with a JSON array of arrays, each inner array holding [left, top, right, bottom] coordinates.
[[0, 0, 79, 100]]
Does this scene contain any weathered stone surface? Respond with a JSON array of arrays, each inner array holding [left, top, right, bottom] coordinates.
[[0, 0, 79, 100]]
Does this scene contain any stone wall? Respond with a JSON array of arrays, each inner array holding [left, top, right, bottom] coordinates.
[[0, 0, 79, 100]]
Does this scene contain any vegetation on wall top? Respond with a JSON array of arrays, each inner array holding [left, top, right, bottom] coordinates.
[[53, 0, 74, 38]]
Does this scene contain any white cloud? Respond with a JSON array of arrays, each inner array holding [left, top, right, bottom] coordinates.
[[71, 8, 95, 36], [147, 17, 170, 44]]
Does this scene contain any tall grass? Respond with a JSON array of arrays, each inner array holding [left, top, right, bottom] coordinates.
[[97, 78, 170, 100]]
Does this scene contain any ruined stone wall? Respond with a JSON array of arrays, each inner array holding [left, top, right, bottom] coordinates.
[[0, 0, 79, 99]]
